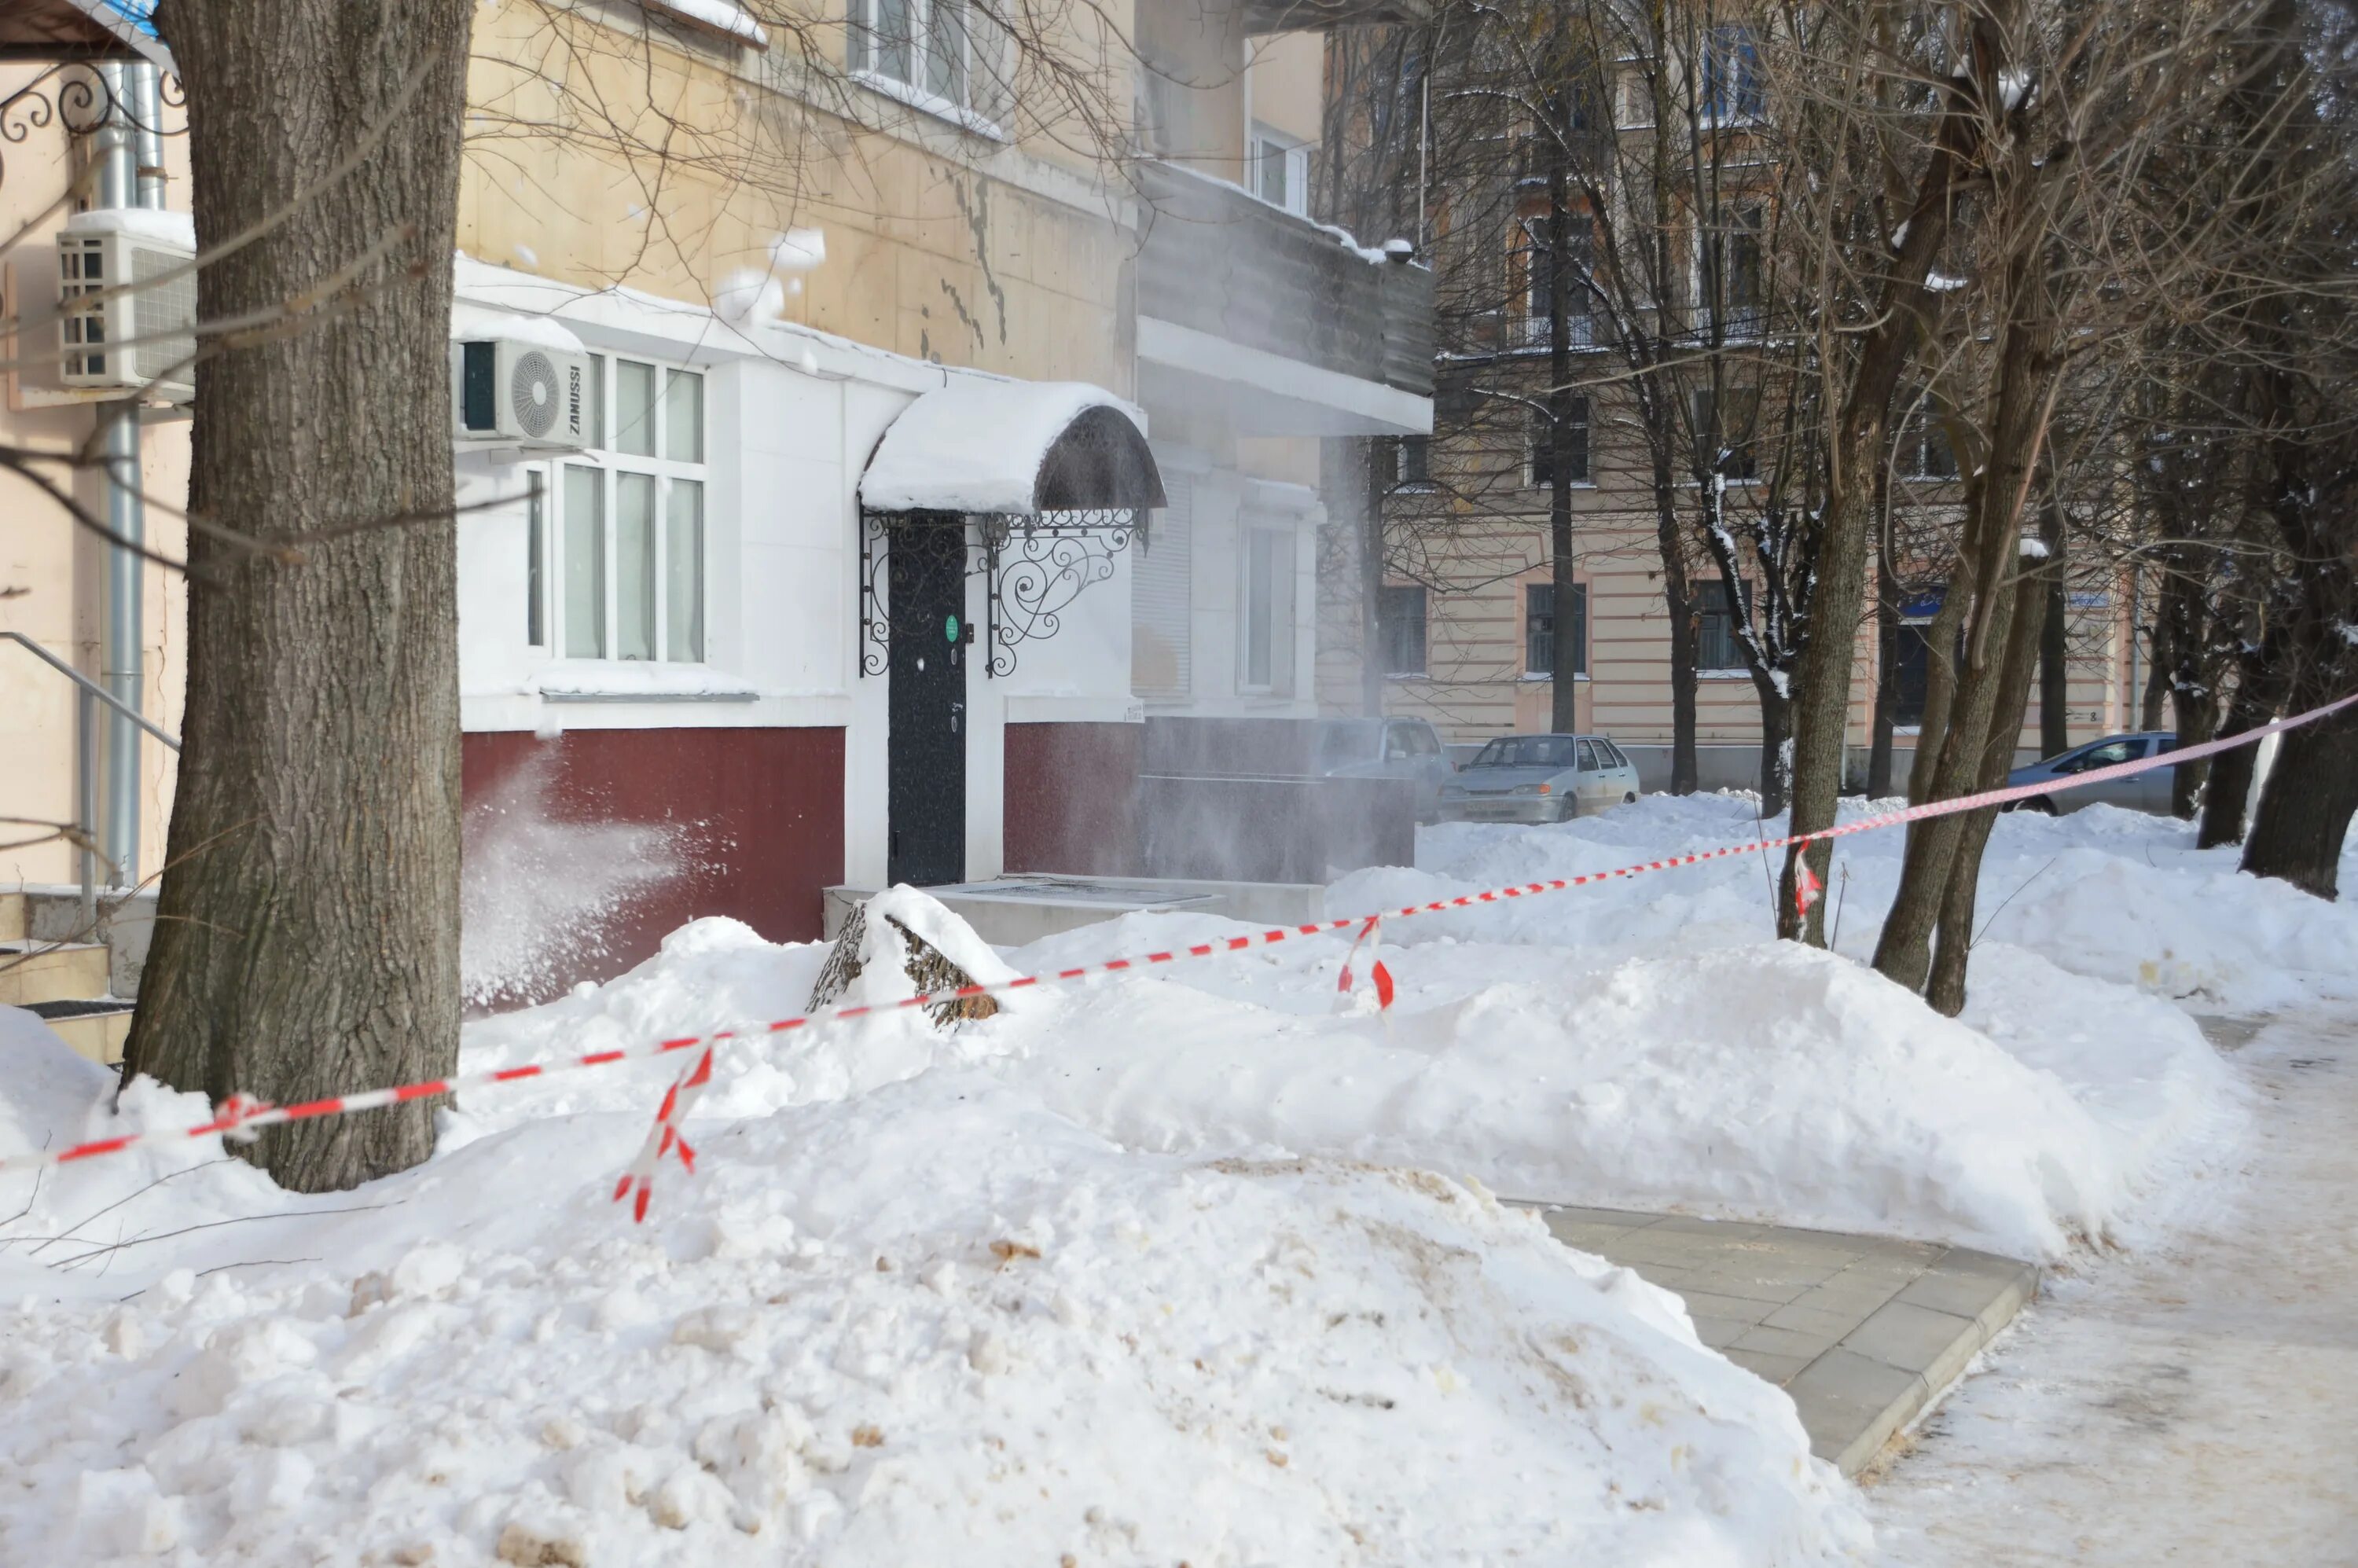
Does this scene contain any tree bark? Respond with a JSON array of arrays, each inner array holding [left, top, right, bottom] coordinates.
[[2242, 711, 2358, 898], [1361, 435, 1387, 717], [1654, 463, 1699, 794], [1924, 505, 2055, 1015], [123, 0, 472, 1192], [2037, 522, 2070, 759], [2198, 684, 2268, 849], [1868, 470, 1899, 797], [1904, 586, 1967, 802], [1546, 134, 1580, 733]]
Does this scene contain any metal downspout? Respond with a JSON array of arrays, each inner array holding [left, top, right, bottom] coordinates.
[[97, 61, 162, 890]]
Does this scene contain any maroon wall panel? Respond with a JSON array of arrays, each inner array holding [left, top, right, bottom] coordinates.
[[461, 726, 843, 1009], [1003, 722, 1142, 876]]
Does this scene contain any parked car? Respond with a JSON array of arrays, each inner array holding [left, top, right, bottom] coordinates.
[[1438, 733, 1643, 823], [2004, 731, 2178, 813], [1314, 717, 1457, 824]]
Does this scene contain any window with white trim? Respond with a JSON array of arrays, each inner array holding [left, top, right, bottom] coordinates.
[[555, 353, 707, 663], [850, 0, 971, 105], [1251, 123, 1310, 215], [1239, 523, 1296, 695]]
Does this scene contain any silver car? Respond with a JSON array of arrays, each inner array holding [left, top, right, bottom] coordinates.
[[2004, 731, 2179, 813], [1440, 733, 1644, 823], [1315, 717, 1458, 824]]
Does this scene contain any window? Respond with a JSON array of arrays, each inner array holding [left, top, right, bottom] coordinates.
[[556, 354, 707, 663], [1709, 206, 1765, 336], [1385, 720, 1439, 759], [1519, 222, 1595, 346], [850, 0, 970, 105], [1691, 387, 1759, 481], [1251, 124, 1311, 215], [1530, 398, 1591, 487], [1695, 579, 1746, 670], [1240, 523, 1296, 695], [1525, 581, 1588, 676], [1377, 584, 1427, 676], [1703, 25, 1764, 120], [2060, 738, 2147, 773], [1397, 435, 1431, 487], [1474, 734, 1579, 768], [1576, 739, 1600, 770], [1901, 406, 1959, 479]]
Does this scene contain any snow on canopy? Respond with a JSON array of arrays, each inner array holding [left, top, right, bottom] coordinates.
[[858, 380, 1166, 515]]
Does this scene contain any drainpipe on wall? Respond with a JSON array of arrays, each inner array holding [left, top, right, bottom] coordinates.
[[95, 59, 160, 888]]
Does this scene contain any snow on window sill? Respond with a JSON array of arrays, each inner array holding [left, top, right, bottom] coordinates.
[[1518, 672, 1590, 682], [1696, 667, 1752, 679], [527, 661, 759, 703], [1383, 671, 1431, 681], [849, 69, 1008, 143]]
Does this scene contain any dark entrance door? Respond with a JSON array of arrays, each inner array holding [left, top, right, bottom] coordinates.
[[887, 513, 968, 886]]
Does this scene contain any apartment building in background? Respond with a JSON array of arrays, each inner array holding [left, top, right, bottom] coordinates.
[[1319, 16, 2136, 788]]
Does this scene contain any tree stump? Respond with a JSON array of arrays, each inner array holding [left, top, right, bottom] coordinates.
[[807, 901, 1000, 1026]]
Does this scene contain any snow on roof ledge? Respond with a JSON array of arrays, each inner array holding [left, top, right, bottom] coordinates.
[[858, 380, 1166, 515], [449, 301, 589, 357]]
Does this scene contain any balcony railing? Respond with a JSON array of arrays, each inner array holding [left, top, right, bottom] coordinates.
[[1134, 160, 1433, 398]]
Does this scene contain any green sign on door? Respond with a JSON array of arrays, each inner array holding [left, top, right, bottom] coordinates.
[[945, 614, 960, 644]]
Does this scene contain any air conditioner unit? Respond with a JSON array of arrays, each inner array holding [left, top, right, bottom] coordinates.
[[57, 208, 198, 404], [450, 333, 591, 450]]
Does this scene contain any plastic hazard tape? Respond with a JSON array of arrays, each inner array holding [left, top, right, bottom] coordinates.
[[4, 687, 2352, 1192]]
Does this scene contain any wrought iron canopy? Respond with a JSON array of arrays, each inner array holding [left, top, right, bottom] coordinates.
[[858, 383, 1164, 678]]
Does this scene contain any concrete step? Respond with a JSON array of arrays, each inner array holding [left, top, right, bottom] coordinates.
[[14, 885, 159, 997], [24, 997, 134, 1067], [0, 939, 112, 1008]]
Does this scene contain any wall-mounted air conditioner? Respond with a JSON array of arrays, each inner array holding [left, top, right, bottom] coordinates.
[[57, 207, 198, 404], [450, 322, 592, 451]]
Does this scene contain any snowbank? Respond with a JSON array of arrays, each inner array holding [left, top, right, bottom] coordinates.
[[0, 1019, 1864, 1566]]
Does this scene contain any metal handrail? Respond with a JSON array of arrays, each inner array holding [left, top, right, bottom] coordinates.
[[2, 632, 180, 751], [3, 630, 178, 927]]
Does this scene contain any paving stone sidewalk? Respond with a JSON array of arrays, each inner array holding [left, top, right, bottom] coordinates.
[[1527, 1205, 2037, 1476]]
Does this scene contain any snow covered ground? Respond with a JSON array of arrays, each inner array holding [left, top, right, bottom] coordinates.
[[0, 795, 2335, 1564]]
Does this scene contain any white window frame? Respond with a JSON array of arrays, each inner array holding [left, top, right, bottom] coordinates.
[[1237, 520, 1297, 696], [849, 0, 1007, 135], [1250, 123, 1311, 215], [550, 352, 710, 666]]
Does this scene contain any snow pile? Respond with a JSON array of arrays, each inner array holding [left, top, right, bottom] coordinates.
[[0, 1021, 1865, 1566], [1389, 794, 2358, 1013]]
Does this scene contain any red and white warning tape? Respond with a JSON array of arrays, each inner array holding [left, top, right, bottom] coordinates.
[[4, 688, 2352, 1195]]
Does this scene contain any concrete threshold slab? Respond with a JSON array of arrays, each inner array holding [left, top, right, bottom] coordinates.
[[1513, 1202, 2037, 1478]]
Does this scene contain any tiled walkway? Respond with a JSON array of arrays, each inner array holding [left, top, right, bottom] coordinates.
[[1529, 1205, 2037, 1476]]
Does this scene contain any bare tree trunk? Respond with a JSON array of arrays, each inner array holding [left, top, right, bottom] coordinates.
[[2037, 505, 2070, 758], [124, 0, 472, 1192], [1361, 436, 1387, 717], [1905, 586, 1967, 802], [1924, 507, 2055, 1015], [2139, 623, 2173, 730], [1779, 25, 2002, 939], [1755, 680, 1791, 817], [2242, 712, 2358, 898], [1868, 472, 1899, 797], [2198, 678, 2270, 849], [1875, 184, 2062, 993], [1654, 460, 1699, 794], [1546, 137, 1580, 733]]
